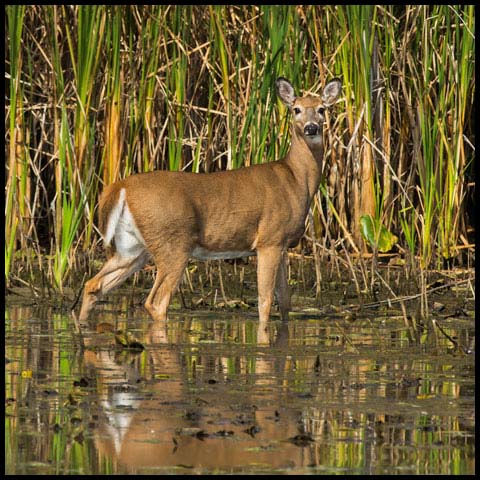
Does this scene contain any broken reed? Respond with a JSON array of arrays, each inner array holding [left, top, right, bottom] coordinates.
[[5, 5, 475, 290]]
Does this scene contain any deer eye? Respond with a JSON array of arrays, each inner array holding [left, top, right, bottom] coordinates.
[[317, 107, 325, 115], [293, 107, 302, 115]]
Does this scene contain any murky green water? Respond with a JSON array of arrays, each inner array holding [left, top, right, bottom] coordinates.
[[5, 288, 475, 475]]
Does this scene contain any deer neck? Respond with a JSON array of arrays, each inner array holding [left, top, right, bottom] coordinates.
[[285, 128, 324, 201]]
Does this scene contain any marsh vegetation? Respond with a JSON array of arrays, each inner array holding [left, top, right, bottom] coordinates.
[[5, 5, 475, 291]]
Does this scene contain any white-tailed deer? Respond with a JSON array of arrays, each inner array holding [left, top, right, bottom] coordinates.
[[78, 77, 342, 324]]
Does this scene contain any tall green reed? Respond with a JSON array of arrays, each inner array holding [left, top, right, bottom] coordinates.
[[406, 5, 474, 267], [438, 5, 474, 262], [336, 5, 377, 245], [167, 7, 190, 172], [5, 5, 26, 285], [128, 6, 164, 174], [104, 6, 123, 186], [50, 6, 105, 288]]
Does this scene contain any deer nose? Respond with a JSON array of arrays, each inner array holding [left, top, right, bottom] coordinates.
[[304, 123, 320, 136]]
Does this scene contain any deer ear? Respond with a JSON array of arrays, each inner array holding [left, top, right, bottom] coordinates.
[[276, 77, 296, 106], [322, 78, 342, 107]]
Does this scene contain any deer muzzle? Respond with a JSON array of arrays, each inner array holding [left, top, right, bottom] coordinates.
[[304, 122, 321, 137]]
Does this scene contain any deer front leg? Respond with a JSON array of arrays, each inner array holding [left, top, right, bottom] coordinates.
[[256, 246, 284, 324]]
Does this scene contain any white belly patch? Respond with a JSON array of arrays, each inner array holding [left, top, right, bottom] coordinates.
[[191, 247, 254, 261]]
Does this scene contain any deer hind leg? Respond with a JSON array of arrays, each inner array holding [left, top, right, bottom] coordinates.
[[144, 253, 189, 322], [79, 250, 150, 322], [256, 246, 284, 324], [275, 251, 291, 321]]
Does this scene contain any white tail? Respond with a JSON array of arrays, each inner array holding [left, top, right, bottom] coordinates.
[[79, 77, 342, 324], [103, 187, 125, 246]]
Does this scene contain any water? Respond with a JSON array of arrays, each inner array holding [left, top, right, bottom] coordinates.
[[5, 288, 475, 475]]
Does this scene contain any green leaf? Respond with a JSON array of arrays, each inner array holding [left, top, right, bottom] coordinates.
[[360, 214, 398, 253]]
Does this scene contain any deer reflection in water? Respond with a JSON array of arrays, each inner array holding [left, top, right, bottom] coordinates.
[[82, 319, 311, 473]]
